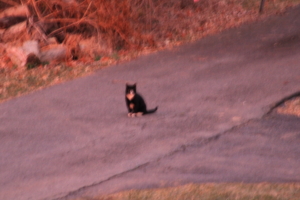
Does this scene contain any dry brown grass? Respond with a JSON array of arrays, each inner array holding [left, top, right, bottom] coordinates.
[[28, 0, 142, 49], [277, 97, 300, 117], [77, 183, 300, 200]]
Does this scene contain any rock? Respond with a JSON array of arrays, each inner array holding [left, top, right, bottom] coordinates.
[[23, 40, 40, 57], [2, 21, 28, 41], [6, 40, 40, 67], [40, 45, 67, 62], [0, 16, 27, 29], [7, 41, 68, 67], [0, 5, 30, 42], [6, 46, 28, 67]]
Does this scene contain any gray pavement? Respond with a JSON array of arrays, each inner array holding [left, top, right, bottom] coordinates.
[[1, 5, 300, 200]]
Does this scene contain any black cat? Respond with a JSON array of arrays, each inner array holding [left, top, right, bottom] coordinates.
[[125, 83, 158, 117]]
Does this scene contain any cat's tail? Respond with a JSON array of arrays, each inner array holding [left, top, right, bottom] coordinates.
[[145, 106, 158, 114]]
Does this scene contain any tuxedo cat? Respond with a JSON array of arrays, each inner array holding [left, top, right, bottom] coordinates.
[[125, 83, 158, 117]]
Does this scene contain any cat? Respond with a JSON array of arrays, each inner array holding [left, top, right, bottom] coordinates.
[[125, 83, 158, 117]]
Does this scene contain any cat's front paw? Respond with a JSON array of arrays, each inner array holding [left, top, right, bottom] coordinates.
[[128, 113, 136, 117]]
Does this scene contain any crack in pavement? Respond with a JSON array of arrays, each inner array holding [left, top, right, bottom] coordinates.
[[264, 91, 300, 116], [54, 117, 260, 200], [53, 92, 300, 200], [52, 162, 151, 200]]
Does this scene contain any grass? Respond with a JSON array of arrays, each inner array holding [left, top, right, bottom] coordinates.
[[277, 97, 300, 117], [76, 183, 300, 200], [0, 61, 111, 102], [242, 0, 259, 10]]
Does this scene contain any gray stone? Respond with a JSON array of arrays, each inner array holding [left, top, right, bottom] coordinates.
[[40, 45, 68, 62]]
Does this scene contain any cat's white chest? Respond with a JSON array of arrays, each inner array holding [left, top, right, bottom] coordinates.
[[126, 94, 134, 100]]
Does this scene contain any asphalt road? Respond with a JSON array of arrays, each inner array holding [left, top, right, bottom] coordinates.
[[1, 5, 300, 200]]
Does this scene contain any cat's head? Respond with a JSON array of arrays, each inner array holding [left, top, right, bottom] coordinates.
[[126, 83, 136, 95]]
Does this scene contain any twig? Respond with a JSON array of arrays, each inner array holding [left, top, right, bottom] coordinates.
[[82, 1, 93, 18], [30, 0, 43, 20], [42, 18, 78, 23]]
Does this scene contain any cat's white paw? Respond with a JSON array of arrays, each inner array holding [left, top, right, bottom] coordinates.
[[128, 113, 137, 117]]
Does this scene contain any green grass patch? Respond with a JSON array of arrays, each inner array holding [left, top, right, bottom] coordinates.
[[79, 183, 300, 200], [94, 55, 102, 61]]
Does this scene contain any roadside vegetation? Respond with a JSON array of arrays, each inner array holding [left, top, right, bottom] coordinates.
[[1, 0, 300, 104], [76, 183, 300, 200]]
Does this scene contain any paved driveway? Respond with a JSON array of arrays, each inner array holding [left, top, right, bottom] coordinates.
[[1, 5, 300, 200]]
